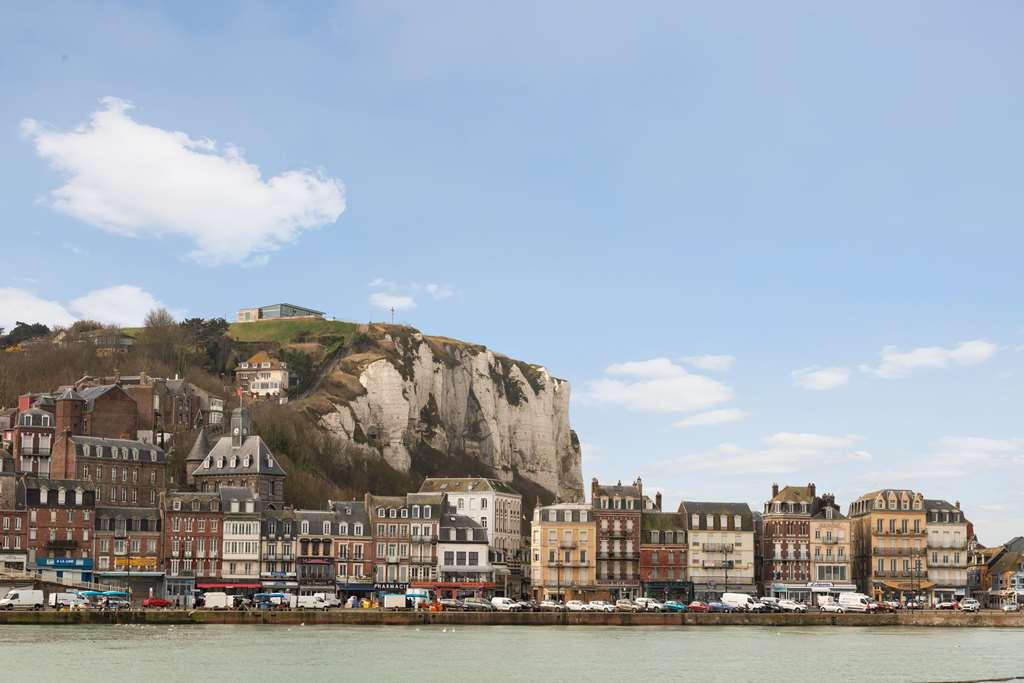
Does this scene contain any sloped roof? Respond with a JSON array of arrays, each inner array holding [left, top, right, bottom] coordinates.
[[193, 434, 286, 477], [641, 511, 688, 531], [78, 385, 119, 411], [679, 501, 754, 531], [186, 428, 210, 463], [770, 485, 815, 503], [72, 436, 167, 463], [990, 551, 1024, 575], [419, 477, 519, 496]]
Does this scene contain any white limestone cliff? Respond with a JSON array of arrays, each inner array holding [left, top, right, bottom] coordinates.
[[313, 327, 583, 503]]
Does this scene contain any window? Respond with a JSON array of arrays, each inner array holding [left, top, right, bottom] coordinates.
[[322, 521, 331, 535], [423, 506, 431, 519], [481, 498, 488, 509]]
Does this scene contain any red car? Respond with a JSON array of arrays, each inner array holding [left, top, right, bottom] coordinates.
[[688, 601, 711, 613], [142, 598, 172, 608]]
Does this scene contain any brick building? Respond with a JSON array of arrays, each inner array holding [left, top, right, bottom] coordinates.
[[93, 505, 163, 599], [10, 405, 54, 476], [24, 476, 96, 583], [296, 510, 338, 595], [163, 491, 223, 607], [760, 483, 819, 601], [367, 494, 412, 590], [0, 459, 27, 571], [591, 477, 644, 600], [639, 498, 692, 602], [75, 385, 140, 439]]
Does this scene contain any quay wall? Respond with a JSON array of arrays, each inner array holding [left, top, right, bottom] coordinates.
[[0, 610, 1022, 627]]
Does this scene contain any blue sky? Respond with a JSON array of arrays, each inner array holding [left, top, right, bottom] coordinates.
[[2, 2, 1022, 543]]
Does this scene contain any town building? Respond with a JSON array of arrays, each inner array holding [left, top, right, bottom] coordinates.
[[924, 499, 969, 605], [328, 500, 373, 601], [406, 492, 444, 587], [163, 491, 222, 607], [760, 483, 817, 601], [0, 459, 27, 571], [680, 501, 756, 600], [418, 477, 524, 595], [220, 487, 264, 594], [849, 489, 929, 602], [93, 505, 163, 597], [260, 509, 297, 593], [366, 494, 412, 591], [24, 476, 96, 583], [591, 477, 644, 600], [235, 351, 291, 404], [639, 496, 692, 602], [295, 510, 338, 595], [809, 493, 855, 597], [435, 511, 493, 599], [529, 502, 596, 602], [10, 404, 54, 476], [236, 303, 325, 323], [988, 537, 1024, 607], [191, 407, 287, 503]]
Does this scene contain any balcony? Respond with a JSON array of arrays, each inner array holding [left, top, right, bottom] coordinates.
[[547, 560, 590, 568], [875, 529, 926, 537], [558, 539, 577, 550], [440, 564, 493, 574], [928, 559, 965, 568], [819, 538, 842, 545], [597, 550, 639, 560], [596, 577, 640, 587], [702, 560, 735, 569], [411, 534, 437, 544], [874, 570, 928, 579], [873, 547, 926, 556], [702, 543, 734, 553], [46, 539, 78, 550]]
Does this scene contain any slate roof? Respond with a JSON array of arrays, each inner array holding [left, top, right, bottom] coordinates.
[[594, 482, 642, 498], [440, 513, 488, 543], [219, 486, 265, 514], [192, 434, 286, 477], [186, 428, 210, 464], [78, 385, 119, 411], [678, 501, 754, 531], [419, 477, 519, 496], [812, 505, 847, 520], [641, 511, 689, 531], [770, 485, 816, 503], [72, 435, 167, 463], [990, 551, 1024, 576], [327, 500, 371, 533]]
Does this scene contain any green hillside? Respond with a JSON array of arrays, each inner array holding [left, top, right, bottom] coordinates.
[[226, 318, 358, 345]]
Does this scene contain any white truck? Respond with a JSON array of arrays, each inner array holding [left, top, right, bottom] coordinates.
[[0, 588, 44, 610], [312, 592, 341, 608], [491, 597, 521, 612], [202, 592, 237, 610], [49, 592, 86, 609], [289, 594, 329, 611], [382, 594, 409, 610], [722, 593, 764, 612], [838, 592, 873, 613]]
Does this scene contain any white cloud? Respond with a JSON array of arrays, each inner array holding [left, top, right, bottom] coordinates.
[[368, 277, 456, 305], [681, 354, 734, 372], [792, 366, 849, 391], [23, 97, 345, 266], [674, 408, 748, 429], [424, 283, 454, 300], [0, 288, 76, 330], [578, 358, 733, 413], [0, 285, 172, 329], [369, 292, 416, 311], [862, 340, 999, 379], [659, 433, 870, 476], [930, 436, 1024, 469]]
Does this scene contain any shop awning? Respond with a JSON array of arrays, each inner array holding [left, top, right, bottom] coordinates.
[[197, 583, 262, 589], [883, 580, 934, 590]]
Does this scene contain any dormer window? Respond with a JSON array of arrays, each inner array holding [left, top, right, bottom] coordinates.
[[41, 415, 51, 427], [245, 501, 254, 513], [192, 500, 200, 511], [243, 456, 250, 468], [173, 499, 181, 511], [322, 521, 331, 534], [204, 458, 211, 469], [734, 514, 742, 528], [301, 520, 310, 534], [354, 523, 363, 535], [377, 507, 385, 518], [75, 488, 83, 505], [230, 456, 238, 468], [706, 514, 713, 528], [211, 501, 219, 511], [401, 509, 408, 518], [57, 488, 66, 505], [39, 486, 48, 504], [267, 457, 274, 468], [389, 509, 397, 519], [231, 501, 240, 513]]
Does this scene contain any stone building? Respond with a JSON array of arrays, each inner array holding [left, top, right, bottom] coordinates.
[[162, 490, 223, 607], [295, 510, 338, 595], [591, 477, 643, 600], [406, 492, 444, 587], [849, 489, 929, 602], [809, 494, 854, 595], [760, 483, 817, 601], [680, 501, 756, 600], [924, 499, 969, 604], [260, 508, 297, 593], [191, 407, 286, 503], [639, 496, 691, 602], [529, 502, 596, 602]]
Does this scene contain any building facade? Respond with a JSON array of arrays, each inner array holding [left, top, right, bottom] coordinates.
[[681, 501, 756, 600], [639, 504, 691, 602], [529, 502, 596, 602], [260, 509, 297, 593], [591, 478, 643, 600], [163, 491, 222, 607], [367, 494, 412, 589], [328, 500, 373, 600], [924, 499, 969, 604], [809, 494, 855, 597], [219, 487, 264, 593], [435, 512, 494, 599], [235, 352, 291, 403], [24, 477, 96, 583], [849, 489, 929, 602], [191, 407, 286, 503]]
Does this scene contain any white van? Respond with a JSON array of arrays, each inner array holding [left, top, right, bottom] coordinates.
[[721, 593, 763, 612], [0, 588, 44, 610], [312, 592, 341, 608], [49, 592, 86, 609], [491, 597, 521, 612], [838, 592, 873, 613], [202, 592, 236, 610], [290, 594, 329, 611]]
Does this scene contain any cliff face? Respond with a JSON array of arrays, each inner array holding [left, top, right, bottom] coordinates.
[[303, 325, 583, 503]]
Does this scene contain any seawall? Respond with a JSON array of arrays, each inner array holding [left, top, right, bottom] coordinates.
[[0, 610, 1021, 627]]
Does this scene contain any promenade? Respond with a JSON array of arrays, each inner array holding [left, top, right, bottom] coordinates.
[[1, 609, 1021, 627]]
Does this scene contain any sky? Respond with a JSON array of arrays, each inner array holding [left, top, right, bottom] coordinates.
[[2, 2, 1022, 543]]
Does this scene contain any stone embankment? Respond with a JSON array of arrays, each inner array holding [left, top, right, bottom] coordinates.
[[0, 610, 1021, 627]]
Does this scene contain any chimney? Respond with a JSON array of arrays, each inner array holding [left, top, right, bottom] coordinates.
[[635, 476, 643, 496], [955, 500, 960, 510], [591, 477, 599, 502], [771, 482, 779, 497], [808, 482, 816, 498], [655, 492, 663, 511]]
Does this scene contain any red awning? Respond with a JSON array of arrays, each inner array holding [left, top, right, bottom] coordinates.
[[197, 583, 263, 589]]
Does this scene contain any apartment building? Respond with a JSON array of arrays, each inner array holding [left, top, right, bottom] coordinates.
[[925, 499, 968, 605], [681, 501, 755, 600], [163, 491, 223, 607], [260, 509, 297, 593], [849, 489, 929, 602], [760, 483, 817, 600], [809, 494, 854, 593], [530, 503, 596, 602], [639, 501, 691, 602], [592, 478, 644, 600], [328, 500, 373, 601]]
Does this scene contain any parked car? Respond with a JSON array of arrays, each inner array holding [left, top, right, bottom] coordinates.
[[904, 599, 925, 610], [960, 598, 981, 613], [688, 601, 711, 613], [564, 600, 588, 612], [936, 601, 959, 610], [615, 599, 641, 612], [462, 598, 494, 611], [516, 600, 539, 612], [1001, 603, 1020, 612], [142, 598, 172, 609], [663, 600, 689, 613], [778, 599, 807, 613], [634, 597, 666, 612], [540, 600, 566, 611], [819, 602, 844, 614], [438, 598, 464, 611], [874, 601, 897, 613], [707, 602, 735, 613], [760, 597, 782, 613], [588, 600, 615, 613], [491, 597, 521, 612]]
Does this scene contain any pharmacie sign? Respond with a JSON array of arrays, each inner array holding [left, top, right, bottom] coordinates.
[[373, 582, 409, 592]]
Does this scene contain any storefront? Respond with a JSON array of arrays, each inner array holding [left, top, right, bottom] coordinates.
[[642, 580, 694, 603], [196, 581, 263, 600], [0, 551, 28, 572], [36, 556, 92, 583], [373, 581, 409, 601], [411, 580, 496, 600], [94, 570, 166, 603], [337, 580, 375, 603], [166, 576, 197, 607]]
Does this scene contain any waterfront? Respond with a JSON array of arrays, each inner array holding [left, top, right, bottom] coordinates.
[[2, 625, 1023, 682]]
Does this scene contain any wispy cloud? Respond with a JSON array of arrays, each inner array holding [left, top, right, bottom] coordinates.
[[674, 408, 748, 429], [861, 340, 999, 379], [681, 354, 734, 372], [577, 358, 733, 413], [367, 277, 458, 312], [658, 432, 869, 476], [23, 97, 345, 266], [792, 366, 849, 391], [369, 292, 416, 311]]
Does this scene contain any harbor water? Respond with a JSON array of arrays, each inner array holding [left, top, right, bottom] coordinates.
[[1, 624, 1023, 681]]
